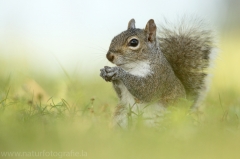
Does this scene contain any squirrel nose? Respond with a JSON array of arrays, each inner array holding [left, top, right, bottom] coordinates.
[[106, 52, 114, 62]]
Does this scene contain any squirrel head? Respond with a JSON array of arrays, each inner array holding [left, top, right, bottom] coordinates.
[[106, 19, 158, 67]]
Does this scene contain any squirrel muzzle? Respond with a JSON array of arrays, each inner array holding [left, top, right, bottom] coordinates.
[[106, 52, 114, 62]]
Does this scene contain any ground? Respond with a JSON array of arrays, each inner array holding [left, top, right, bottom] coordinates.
[[0, 35, 240, 159]]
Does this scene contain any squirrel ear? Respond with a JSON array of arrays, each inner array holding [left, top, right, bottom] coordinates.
[[145, 19, 156, 42], [128, 19, 135, 29]]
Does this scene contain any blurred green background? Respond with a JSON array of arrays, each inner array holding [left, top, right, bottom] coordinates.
[[0, 0, 240, 159]]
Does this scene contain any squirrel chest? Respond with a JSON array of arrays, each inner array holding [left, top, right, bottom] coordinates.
[[115, 60, 152, 105]]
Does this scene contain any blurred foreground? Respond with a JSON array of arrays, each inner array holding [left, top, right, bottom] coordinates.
[[0, 34, 240, 159]]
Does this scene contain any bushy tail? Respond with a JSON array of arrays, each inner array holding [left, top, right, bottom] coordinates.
[[158, 19, 216, 107]]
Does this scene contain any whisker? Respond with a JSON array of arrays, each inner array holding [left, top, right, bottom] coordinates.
[[91, 56, 106, 62], [91, 44, 108, 52], [91, 53, 105, 58], [88, 47, 106, 53]]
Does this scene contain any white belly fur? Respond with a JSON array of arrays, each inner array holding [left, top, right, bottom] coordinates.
[[117, 60, 165, 126], [119, 60, 152, 106]]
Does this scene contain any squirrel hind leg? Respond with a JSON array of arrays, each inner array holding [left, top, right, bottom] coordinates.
[[111, 104, 128, 129]]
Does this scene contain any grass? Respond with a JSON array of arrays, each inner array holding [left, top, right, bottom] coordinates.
[[0, 35, 240, 159]]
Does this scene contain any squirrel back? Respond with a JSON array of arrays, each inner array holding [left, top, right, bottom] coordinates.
[[158, 20, 216, 107]]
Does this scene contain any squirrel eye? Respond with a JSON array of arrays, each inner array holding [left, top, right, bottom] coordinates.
[[128, 39, 139, 47]]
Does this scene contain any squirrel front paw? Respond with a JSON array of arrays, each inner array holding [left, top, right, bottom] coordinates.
[[100, 66, 122, 82]]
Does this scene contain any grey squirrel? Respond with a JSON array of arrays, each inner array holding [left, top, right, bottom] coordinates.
[[100, 18, 216, 127]]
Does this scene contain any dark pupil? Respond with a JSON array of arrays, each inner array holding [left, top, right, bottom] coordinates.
[[129, 39, 138, 47]]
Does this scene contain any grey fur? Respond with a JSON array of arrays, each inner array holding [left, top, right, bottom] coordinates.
[[100, 18, 215, 127]]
